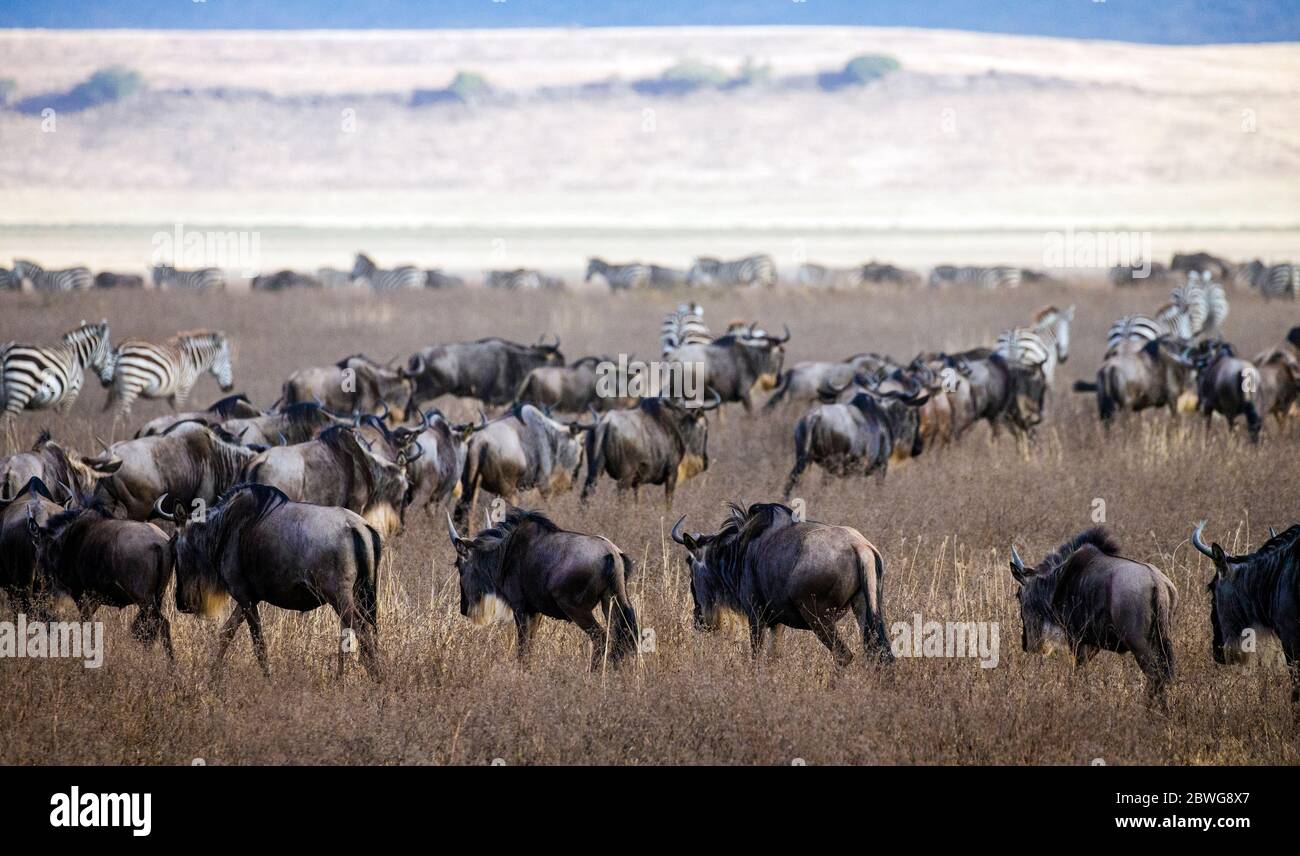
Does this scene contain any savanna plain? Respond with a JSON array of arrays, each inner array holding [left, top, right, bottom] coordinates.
[[1, 282, 1297, 765]]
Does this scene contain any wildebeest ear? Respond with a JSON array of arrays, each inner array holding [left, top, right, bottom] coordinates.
[[1211, 544, 1236, 579], [26, 506, 46, 540]]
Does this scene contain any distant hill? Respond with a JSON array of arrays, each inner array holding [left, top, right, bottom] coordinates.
[[4, 0, 1299, 45]]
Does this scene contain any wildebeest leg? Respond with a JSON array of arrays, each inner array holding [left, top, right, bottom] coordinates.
[[800, 606, 853, 667], [1133, 645, 1172, 712], [765, 625, 784, 661], [850, 590, 889, 661], [1073, 644, 1098, 670], [514, 612, 541, 664], [562, 605, 609, 671], [244, 604, 271, 677], [782, 460, 805, 499], [212, 605, 246, 676]]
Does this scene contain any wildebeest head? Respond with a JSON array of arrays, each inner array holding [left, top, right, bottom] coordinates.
[[1006, 362, 1048, 432], [720, 324, 790, 391], [1008, 528, 1122, 655], [1192, 521, 1298, 664], [444, 508, 546, 624]]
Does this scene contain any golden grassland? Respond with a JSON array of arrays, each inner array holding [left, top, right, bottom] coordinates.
[[1, 282, 1297, 764]]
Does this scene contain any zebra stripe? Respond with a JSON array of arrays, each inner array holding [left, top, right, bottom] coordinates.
[[12, 260, 92, 293], [995, 306, 1073, 384], [0, 268, 18, 291], [796, 263, 866, 289], [1263, 263, 1298, 300], [106, 330, 233, 418], [152, 265, 226, 291], [928, 265, 1023, 289], [485, 268, 564, 291], [350, 254, 423, 291], [586, 258, 650, 291], [0, 321, 112, 417], [1107, 312, 1188, 353], [687, 254, 777, 288], [660, 302, 711, 357]]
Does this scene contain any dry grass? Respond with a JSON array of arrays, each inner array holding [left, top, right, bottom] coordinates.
[[1, 282, 1297, 765]]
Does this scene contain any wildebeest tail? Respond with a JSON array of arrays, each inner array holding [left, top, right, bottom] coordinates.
[[606, 552, 639, 658], [1072, 379, 1098, 392], [1096, 365, 1118, 421], [582, 417, 609, 497], [855, 543, 894, 662], [352, 524, 382, 632], [1149, 581, 1175, 682], [762, 369, 790, 411]]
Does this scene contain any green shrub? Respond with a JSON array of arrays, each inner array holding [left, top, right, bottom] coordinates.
[[448, 71, 491, 102], [818, 53, 900, 91], [660, 59, 730, 90], [65, 66, 144, 109]]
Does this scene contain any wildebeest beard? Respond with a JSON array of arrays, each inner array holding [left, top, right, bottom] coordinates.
[[456, 508, 558, 623]]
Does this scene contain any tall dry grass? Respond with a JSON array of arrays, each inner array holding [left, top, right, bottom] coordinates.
[[1, 282, 1297, 764]]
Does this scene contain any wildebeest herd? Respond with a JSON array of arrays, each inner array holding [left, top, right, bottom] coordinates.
[[1, 259, 1298, 727]]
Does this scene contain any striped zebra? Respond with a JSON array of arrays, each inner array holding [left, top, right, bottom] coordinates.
[[660, 302, 711, 357], [995, 305, 1074, 384], [586, 258, 650, 291], [0, 320, 113, 420], [105, 330, 234, 419], [350, 254, 423, 291], [1177, 271, 1229, 333], [1244, 262, 1300, 300], [485, 268, 565, 291], [649, 265, 688, 289], [1106, 311, 1191, 354], [928, 265, 1023, 290], [686, 254, 777, 288], [795, 263, 866, 290], [13, 260, 92, 293], [152, 264, 226, 291]]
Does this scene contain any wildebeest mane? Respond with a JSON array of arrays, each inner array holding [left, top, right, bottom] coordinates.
[[33, 429, 52, 449], [2, 476, 56, 505], [205, 393, 255, 419], [1035, 527, 1122, 577]]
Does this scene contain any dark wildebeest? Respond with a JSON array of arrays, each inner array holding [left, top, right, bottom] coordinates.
[[784, 378, 929, 497], [405, 336, 565, 414], [763, 360, 863, 411], [93, 271, 144, 289], [667, 325, 789, 412], [85, 420, 257, 521], [222, 401, 352, 446], [1171, 251, 1233, 281], [455, 404, 584, 526], [671, 503, 892, 665], [1190, 340, 1263, 441], [0, 430, 106, 504], [245, 425, 414, 537], [381, 410, 470, 514], [0, 477, 67, 613], [445, 506, 638, 667], [581, 393, 719, 505], [281, 354, 414, 418], [155, 484, 382, 678], [1072, 337, 1197, 422], [1009, 528, 1177, 704], [1192, 522, 1300, 709], [946, 349, 1046, 438], [29, 499, 175, 661], [250, 269, 321, 291], [135, 393, 264, 438], [1253, 327, 1300, 427], [513, 355, 632, 413], [424, 269, 465, 289]]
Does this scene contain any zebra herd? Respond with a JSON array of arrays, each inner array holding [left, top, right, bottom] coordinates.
[[0, 322, 234, 427], [1106, 272, 1229, 354]]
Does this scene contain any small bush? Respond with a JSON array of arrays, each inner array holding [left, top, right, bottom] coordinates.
[[634, 58, 770, 96], [14, 66, 144, 115], [448, 71, 491, 102], [818, 53, 900, 92]]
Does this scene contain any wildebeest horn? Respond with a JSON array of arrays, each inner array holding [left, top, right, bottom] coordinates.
[[418, 408, 430, 430], [1268, 526, 1277, 539], [149, 493, 181, 524], [1191, 521, 1216, 559], [401, 441, 424, 465], [484, 509, 495, 532], [94, 434, 111, 454], [770, 324, 791, 344], [670, 514, 688, 545], [404, 355, 426, 378], [1009, 544, 1027, 579], [445, 511, 462, 545], [699, 389, 722, 411]]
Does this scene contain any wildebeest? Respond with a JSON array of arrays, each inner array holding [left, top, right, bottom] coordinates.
[[513, 355, 630, 413], [1009, 528, 1177, 703], [245, 425, 414, 536], [581, 393, 718, 505], [222, 401, 351, 446], [135, 393, 264, 438], [93, 271, 144, 289], [155, 484, 382, 677], [1072, 337, 1196, 422], [455, 404, 585, 525], [1253, 327, 1300, 426], [1193, 522, 1299, 707], [406, 336, 565, 414], [281, 354, 414, 417], [386, 410, 471, 514], [671, 503, 892, 665], [0, 477, 67, 613], [1171, 251, 1233, 281], [86, 420, 257, 521], [1190, 339, 1262, 441], [784, 379, 929, 497], [250, 269, 321, 291], [762, 360, 863, 411], [485, 269, 564, 291], [29, 499, 175, 661], [0, 430, 104, 504], [946, 349, 1046, 437], [667, 325, 789, 412], [424, 269, 465, 289], [445, 506, 638, 667]]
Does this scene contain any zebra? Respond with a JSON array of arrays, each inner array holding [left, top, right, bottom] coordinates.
[[104, 330, 234, 419], [660, 302, 711, 357], [995, 305, 1074, 384], [586, 258, 650, 291], [349, 253, 423, 291], [0, 267, 18, 291], [686, 254, 777, 288], [485, 268, 564, 291], [152, 264, 226, 291], [927, 265, 1022, 289], [1260, 263, 1298, 300], [795, 263, 866, 290], [1106, 311, 1190, 354], [0, 320, 113, 422], [12, 260, 92, 293], [1178, 271, 1229, 334]]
